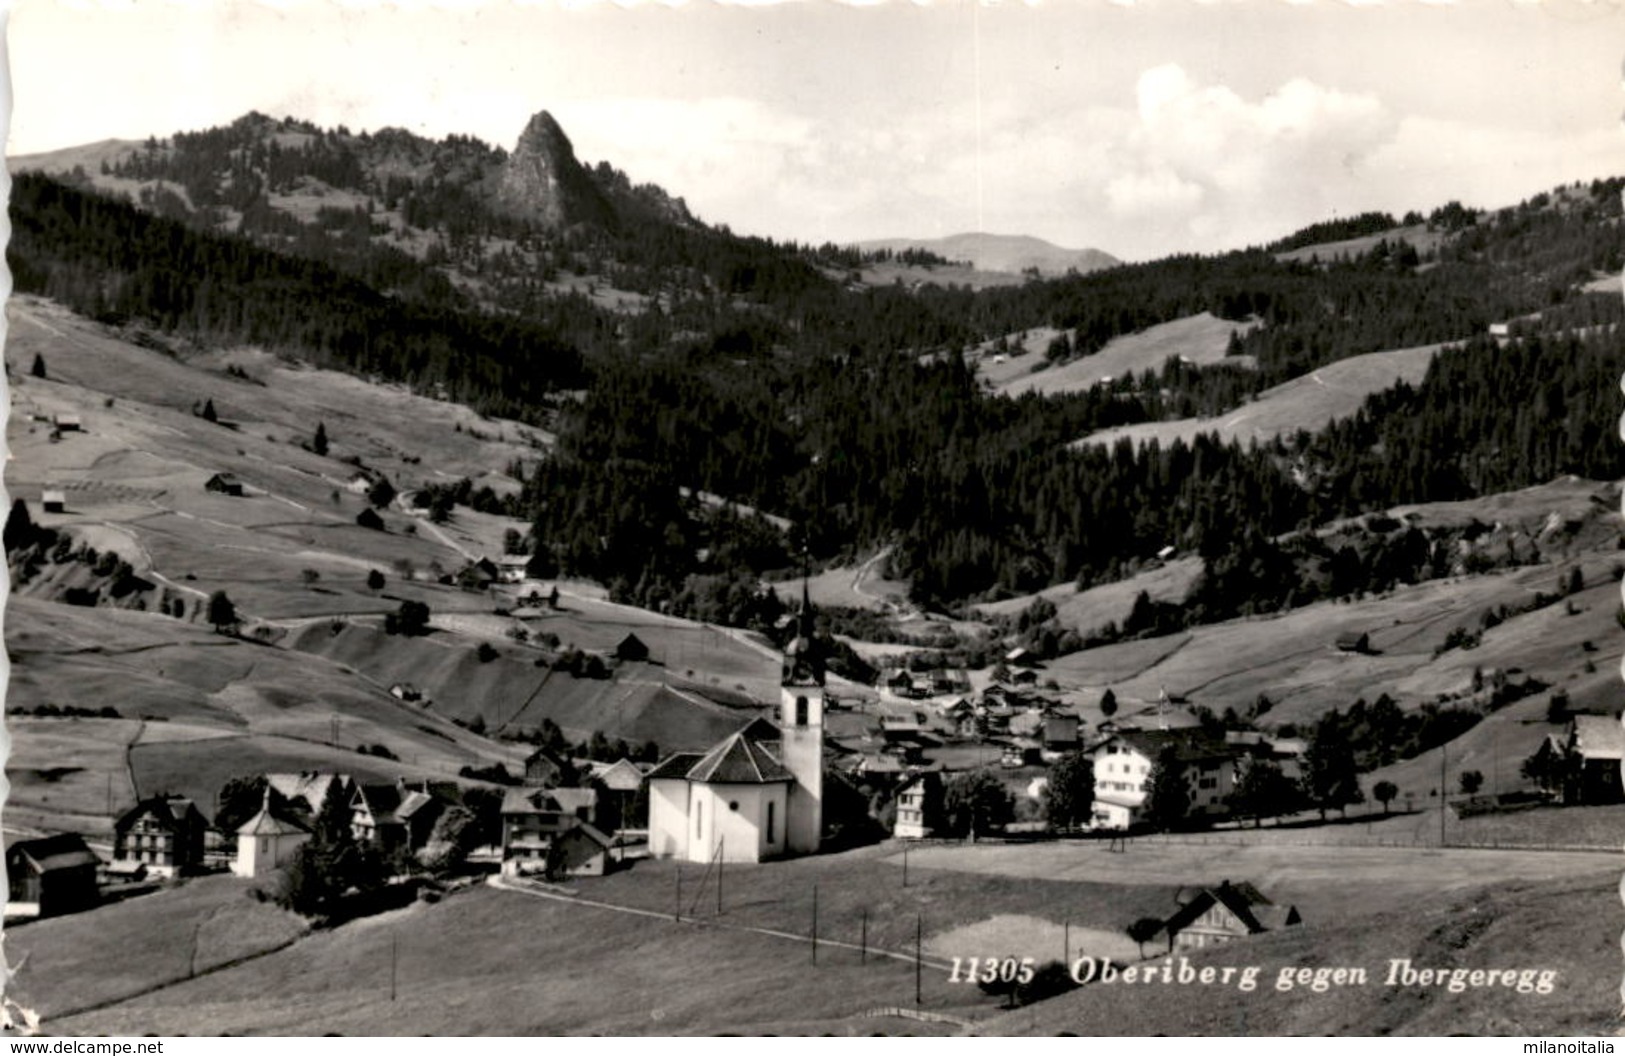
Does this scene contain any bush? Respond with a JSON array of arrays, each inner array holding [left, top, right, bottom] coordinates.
[[476, 642, 499, 663]]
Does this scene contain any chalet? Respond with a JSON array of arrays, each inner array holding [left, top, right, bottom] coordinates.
[[882, 669, 916, 696], [893, 771, 943, 840], [355, 507, 385, 531], [350, 783, 408, 852], [524, 748, 571, 788], [1011, 668, 1040, 686], [1156, 545, 1177, 560], [551, 822, 616, 877], [6, 834, 99, 918], [458, 558, 500, 591], [205, 472, 245, 497], [113, 795, 206, 878], [497, 556, 530, 584], [579, 757, 649, 831], [1008, 711, 1044, 740], [1489, 322, 1512, 346], [1335, 631, 1371, 654], [614, 633, 650, 663], [344, 471, 376, 495], [234, 788, 311, 879], [41, 490, 65, 514], [1089, 729, 1240, 830], [500, 786, 599, 874], [855, 753, 906, 781], [1163, 881, 1301, 951], [1564, 714, 1625, 804], [389, 682, 423, 703], [53, 413, 82, 433]]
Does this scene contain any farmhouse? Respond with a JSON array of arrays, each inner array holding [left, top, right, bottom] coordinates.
[[524, 747, 571, 788], [113, 794, 207, 878], [351, 783, 408, 852], [205, 472, 245, 497], [1043, 713, 1082, 753], [500, 786, 600, 874], [550, 822, 616, 877], [41, 489, 65, 513], [497, 555, 530, 584], [53, 413, 82, 433], [1563, 714, 1625, 804], [1089, 729, 1240, 830], [1163, 881, 1302, 951], [233, 788, 311, 879], [578, 757, 648, 831], [6, 834, 100, 918], [645, 590, 826, 864], [893, 770, 943, 839]]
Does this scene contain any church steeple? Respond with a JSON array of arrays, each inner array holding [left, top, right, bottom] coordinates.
[[781, 550, 825, 687]]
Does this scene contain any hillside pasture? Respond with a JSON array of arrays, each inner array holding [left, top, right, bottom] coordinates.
[[980, 313, 1258, 399], [1273, 222, 1445, 265], [978, 557, 1203, 635], [7, 875, 310, 1023], [1077, 343, 1444, 451]]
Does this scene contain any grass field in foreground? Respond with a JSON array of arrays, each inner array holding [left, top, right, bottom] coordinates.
[[7, 876, 307, 1021], [984, 872, 1614, 1036], [48, 881, 995, 1036]]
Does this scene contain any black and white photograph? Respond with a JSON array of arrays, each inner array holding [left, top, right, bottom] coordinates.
[[3, 0, 1625, 1038]]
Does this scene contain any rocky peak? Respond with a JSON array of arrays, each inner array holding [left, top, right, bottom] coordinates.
[[496, 110, 615, 231]]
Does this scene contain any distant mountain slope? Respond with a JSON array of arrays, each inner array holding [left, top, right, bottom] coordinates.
[[857, 232, 1117, 276]]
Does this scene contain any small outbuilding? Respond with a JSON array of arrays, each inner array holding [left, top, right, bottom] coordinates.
[[41, 490, 66, 514], [205, 472, 245, 497], [614, 633, 650, 663], [1334, 631, 1371, 654], [7, 834, 100, 918]]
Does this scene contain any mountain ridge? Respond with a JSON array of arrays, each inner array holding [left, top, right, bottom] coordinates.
[[857, 232, 1118, 276]]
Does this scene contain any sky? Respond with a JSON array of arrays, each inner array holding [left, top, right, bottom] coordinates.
[[6, 0, 1625, 261]]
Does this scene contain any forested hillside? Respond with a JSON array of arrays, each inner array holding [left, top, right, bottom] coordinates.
[[11, 111, 1625, 623]]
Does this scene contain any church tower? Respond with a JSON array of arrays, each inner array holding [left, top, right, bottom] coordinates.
[[779, 575, 825, 855]]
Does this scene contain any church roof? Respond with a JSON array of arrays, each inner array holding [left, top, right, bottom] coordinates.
[[686, 732, 794, 785], [237, 791, 310, 837]]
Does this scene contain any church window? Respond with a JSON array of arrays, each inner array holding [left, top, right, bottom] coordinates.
[[766, 801, 776, 842], [695, 801, 703, 838], [729, 801, 739, 812], [795, 696, 809, 726]]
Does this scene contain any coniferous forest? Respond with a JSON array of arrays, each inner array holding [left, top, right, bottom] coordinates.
[[10, 113, 1625, 624]]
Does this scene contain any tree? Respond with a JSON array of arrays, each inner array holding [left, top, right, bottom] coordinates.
[[29, 353, 46, 379], [368, 476, 396, 510], [1127, 916, 1165, 958], [1042, 750, 1095, 832], [385, 599, 431, 636], [1142, 746, 1189, 832], [278, 780, 383, 917], [1521, 746, 1565, 796], [5, 498, 37, 555], [300, 568, 320, 585], [503, 528, 524, 555], [1231, 760, 1296, 828], [1100, 688, 1118, 719], [942, 769, 1014, 838], [1301, 715, 1363, 819], [206, 590, 237, 633], [366, 568, 385, 590], [202, 398, 218, 423], [1459, 769, 1484, 797], [313, 422, 329, 457], [214, 775, 272, 833], [1373, 780, 1399, 816]]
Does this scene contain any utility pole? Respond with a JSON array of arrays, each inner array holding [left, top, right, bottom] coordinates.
[[812, 884, 819, 965], [915, 914, 923, 1006], [1439, 740, 1447, 847], [861, 908, 868, 965], [902, 841, 909, 888], [674, 867, 681, 922], [717, 840, 723, 915], [390, 932, 398, 1002]]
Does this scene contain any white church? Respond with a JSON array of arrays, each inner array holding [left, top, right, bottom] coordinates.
[[645, 591, 826, 863]]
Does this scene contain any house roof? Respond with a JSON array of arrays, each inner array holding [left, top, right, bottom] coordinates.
[[686, 733, 794, 784], [646, 752, 706, 781], [585, 758, 647, 792], [1570, 715, 1625, 760], [354, 783, 404, 823], [237, 791, 310, 837], [500, 786, 598, 816], [395, 791, 438, 821], [1092, 729, 1237, 765], [558, 821, 615, 849], [1165, 881, 1295, 938], [266, 772, 352, 813], [8, 833, 99, 874], [115, 795, 202, 836]]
